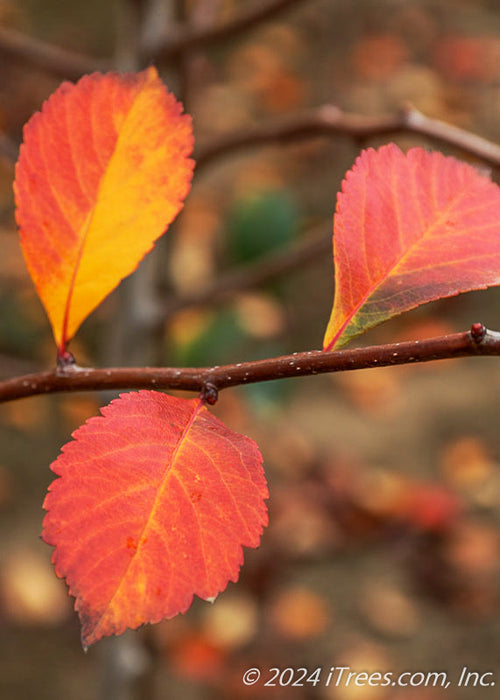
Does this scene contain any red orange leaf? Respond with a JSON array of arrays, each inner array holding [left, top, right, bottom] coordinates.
[[14, 67, 194, 352], [324, 144, 500, 350], [42, 391, 267, 648]]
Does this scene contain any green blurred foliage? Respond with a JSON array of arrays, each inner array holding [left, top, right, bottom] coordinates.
[[170, 308, 247, 368], [224, 189, 299, 265]]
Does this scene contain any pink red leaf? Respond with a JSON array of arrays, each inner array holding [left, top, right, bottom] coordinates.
[[14, 68, 194, 352], [324, 144, 500, 350], [42, 391, 268, 648]]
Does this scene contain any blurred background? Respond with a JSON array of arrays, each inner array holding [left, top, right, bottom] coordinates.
[[1, 0, 500, 698]]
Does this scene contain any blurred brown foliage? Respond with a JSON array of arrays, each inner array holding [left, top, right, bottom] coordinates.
[[0, 1, 500, 699]]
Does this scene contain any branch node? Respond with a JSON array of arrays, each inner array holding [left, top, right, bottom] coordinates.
[[470, 322, 487, 344], [56, 350, 77, 374], [200, 382, 219, 406], [56, 350, 89, 376]]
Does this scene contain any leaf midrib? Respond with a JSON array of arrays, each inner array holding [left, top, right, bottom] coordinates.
[[59, 79, 148, 349], [93, 400, 205, 632]]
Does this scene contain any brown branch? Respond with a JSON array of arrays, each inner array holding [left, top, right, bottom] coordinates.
[[0, 324, 497, 403], [196, 104, 500, 171], [3, 99, 500, 173], [0, 0, 309, 77], [162, 225, 332, 319], [144, 0, 309, 62], [0, 26, 112, 81]]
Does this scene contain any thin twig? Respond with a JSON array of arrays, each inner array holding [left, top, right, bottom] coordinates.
[[0, 26, 111, 81], [162, 225, 332, 319], [143, 0, 309, 62], [196, 104, 500, 171], [3, 101, 500, 173], [0, 0, 308, 78], [0, 324, 498, 403]]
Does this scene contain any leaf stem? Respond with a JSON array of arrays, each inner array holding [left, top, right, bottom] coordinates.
[[0, 325, 498, 403]]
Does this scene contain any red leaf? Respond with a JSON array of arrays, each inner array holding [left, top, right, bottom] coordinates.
[[42, 391, 268, 648], [14, 68, 194, 352], [324, 144, 500, 350]]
